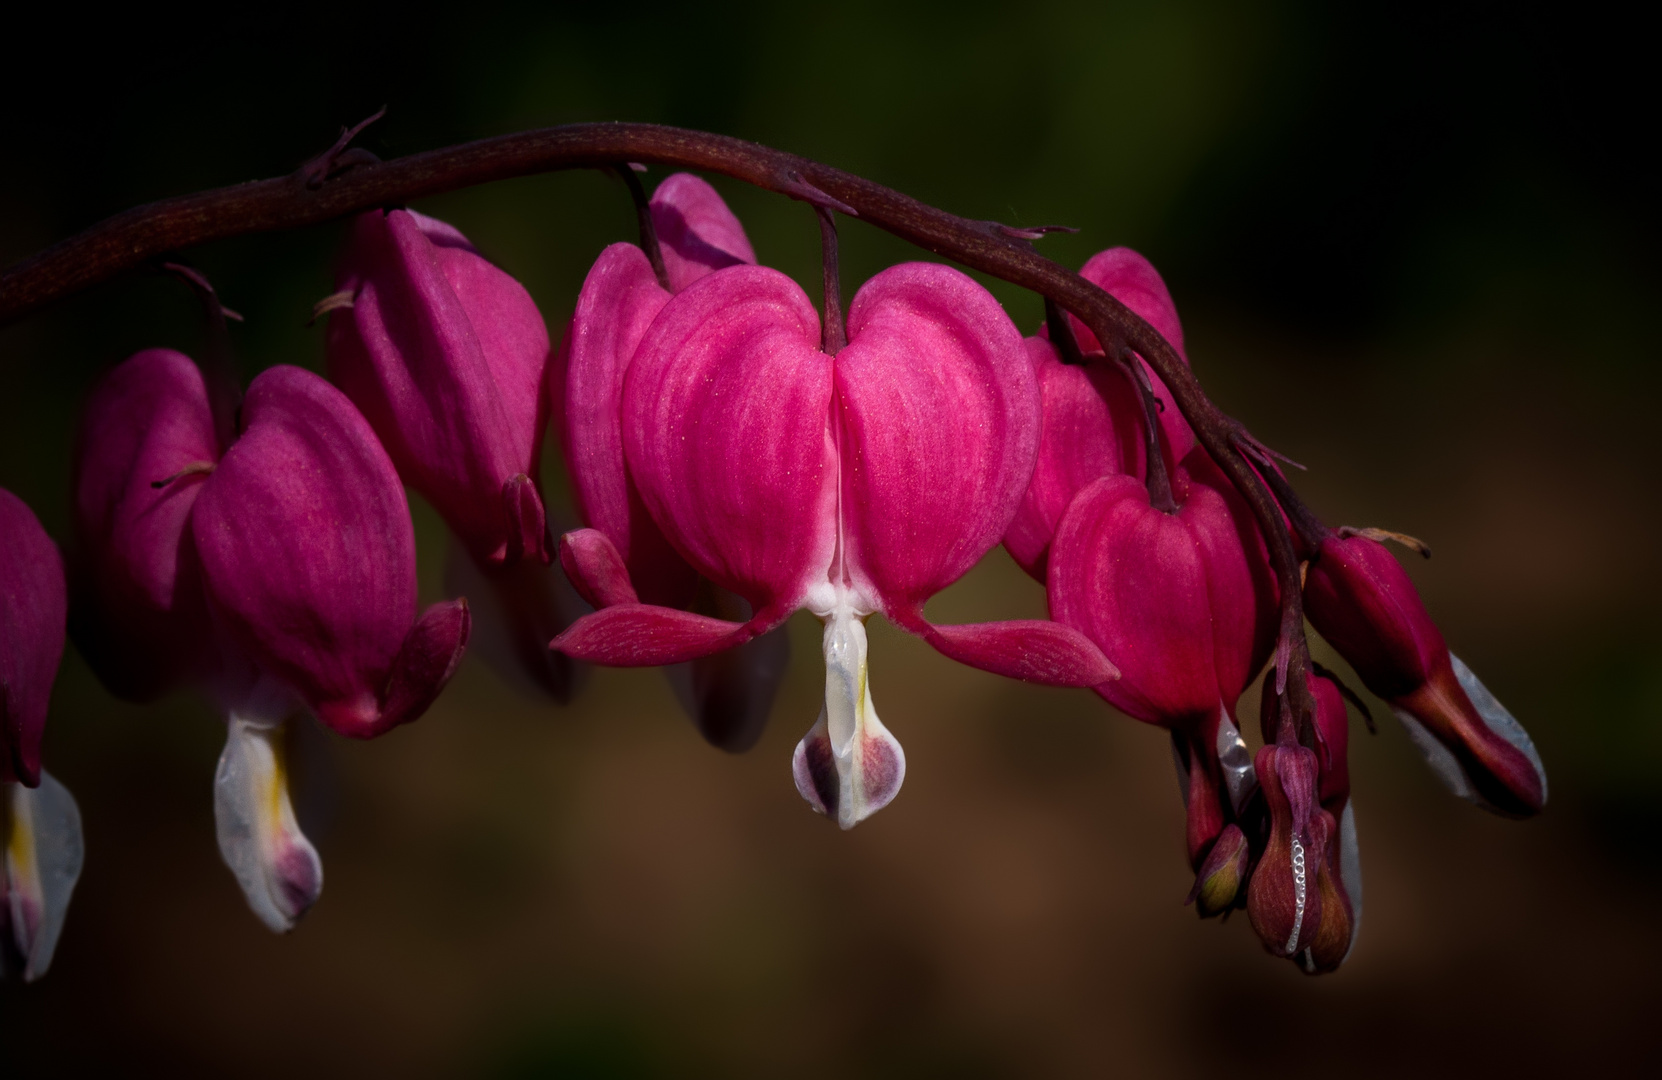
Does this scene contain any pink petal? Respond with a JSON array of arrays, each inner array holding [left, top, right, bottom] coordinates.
[[910, 617, 1118, 687], [71, 348, 219, 701], [559, 242, 697, 607], [0, 490, 66, 786], [1047, 474, 1220, 726], [551, 603, 761, 666], [370, 599, 472, 737], [557, 527, 640, 609], [1003, 336, 1146, 581], [835, 263, 1038, 609], [623, 265, 837, 623], [650, 173, 757, 292], [190, 366, 419, 735], [1061, 247, 1196, 461], [328, 209, 552, 566]]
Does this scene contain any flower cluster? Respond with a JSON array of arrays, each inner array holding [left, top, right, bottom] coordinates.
[[4, 170, 1546, 981]]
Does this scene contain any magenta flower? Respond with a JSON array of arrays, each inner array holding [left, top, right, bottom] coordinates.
[[1303, 531, 1546, 816], [74, 352, 469, 930], [555, 261, 1117, 827], [1048, 448, 1277, 866], [326, 208, 554, 566], [556, 173, 787, 750], [1, 488, 85, 981]]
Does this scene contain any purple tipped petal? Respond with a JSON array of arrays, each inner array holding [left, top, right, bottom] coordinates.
[[190, 366, 421, 737], [650, 172, 757, 292], [4, 770, 84, 979], [551, 604, 760, 666], [213, 715, 322, 933], [1003, 338, 1146, 581], [560, 242, 698, 607], [911, 617, 1118, 687], [370, 599, 471, 737], [558, 528, 640, 609], [328, 209, 552, 566], [835, 263, 1038, 609], [1, 490, 67, 787], [623, 265, 837, 619], [71, 348, 218, 700]]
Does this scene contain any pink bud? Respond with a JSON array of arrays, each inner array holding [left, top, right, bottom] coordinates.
[[1247, 742, 1325, 959], [190, 365, 469, 739], [327, 208, 553, 567], [1304, 534, 1546, 816], [1, 489, 66, 788], [71, 348, 218, 700]]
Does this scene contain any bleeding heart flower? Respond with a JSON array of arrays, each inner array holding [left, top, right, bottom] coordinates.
[[1, 488, 85, 982], [555, 261, 1116, 827], [73, 351, 469, 931], [1048, 447, 1277, 866], [557, 173, 788, 749], [326, 208, 554, 567], [1302, 532, 1546, 816]]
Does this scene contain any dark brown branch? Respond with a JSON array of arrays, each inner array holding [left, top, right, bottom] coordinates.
[[616, 164, 669, 291], [0, 120, 1319, 735], [816, 206, 846, 355]]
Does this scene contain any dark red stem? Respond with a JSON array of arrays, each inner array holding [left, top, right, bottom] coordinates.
[[617, 165, 670, 291], [817, 206, 846, 355]]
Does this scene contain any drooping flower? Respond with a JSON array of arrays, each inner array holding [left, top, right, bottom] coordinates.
[[73, 351, 469, 930], [1302, 530, 1546, 816], [1048, 448, 1277, 873], [556, 173, 787, 750], [1, 488, 85, 982], [555, 261, 1117, 827]]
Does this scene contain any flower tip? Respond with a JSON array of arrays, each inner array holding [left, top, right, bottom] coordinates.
[[1186, 824, 1249, 918], [557, 528, 639, 609], [498, 474, 553, 567]]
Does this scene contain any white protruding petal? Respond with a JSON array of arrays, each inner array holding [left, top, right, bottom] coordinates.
[[792, 604, 906, 829], [214, 716, 322, 933], [4, 771, 85, 981], [1215, 707, 1259, 815], [1338, 801, 1363, 964], [1450, 652, 1548, 803], [1392, 706, 1478, 803]]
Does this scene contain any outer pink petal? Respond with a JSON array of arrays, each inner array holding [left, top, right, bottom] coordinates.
[[552, 604, 761, 666], [0, 490, 66, 786], [1060, 247, 1196, 461], [1003, 337, 1146, 581], [329, 209, 551, 565], [191, 366, 418, 733], [557, 528, 640, 609], [650, 173, 757, 292], [71, 348, 218, 701], [1047, 474, 1219, 726], [623, 265, 837, 623], [835, 263, 1038, 609], [560, 242, 697, 607], [909, 618, 1117, 687]]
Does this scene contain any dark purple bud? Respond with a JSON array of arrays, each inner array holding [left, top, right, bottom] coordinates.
[[1247, 743, 1324, 959], [327, 208, 553, 567], [1187, 822, 1249, 918]]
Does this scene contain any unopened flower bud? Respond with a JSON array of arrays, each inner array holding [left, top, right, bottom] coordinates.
[[1303, 533, 1546, 816], [1247, 742, 1324, 958], [1187, 822, 1249, 918]]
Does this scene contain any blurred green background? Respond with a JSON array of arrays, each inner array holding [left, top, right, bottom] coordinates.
[[2, 2, 1656, 1075]]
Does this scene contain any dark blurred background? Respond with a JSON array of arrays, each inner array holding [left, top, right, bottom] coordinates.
[[2, 2, 1656, 1075]]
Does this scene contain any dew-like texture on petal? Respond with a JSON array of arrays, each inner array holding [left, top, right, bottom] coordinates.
[[560, 242, 695, 607], [1003, 337, 1146, 581], [1059, 247, 1195, 461], [835, 263, 1037, 611], [71, 348, 218, 700], [623, 265, 837, 622], [1048, 474, 1218, 726], [650, 172, 757, 293], [0, 491, 66, 787], [191, 366, 416, 734], [329, 209, 551, 565]]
